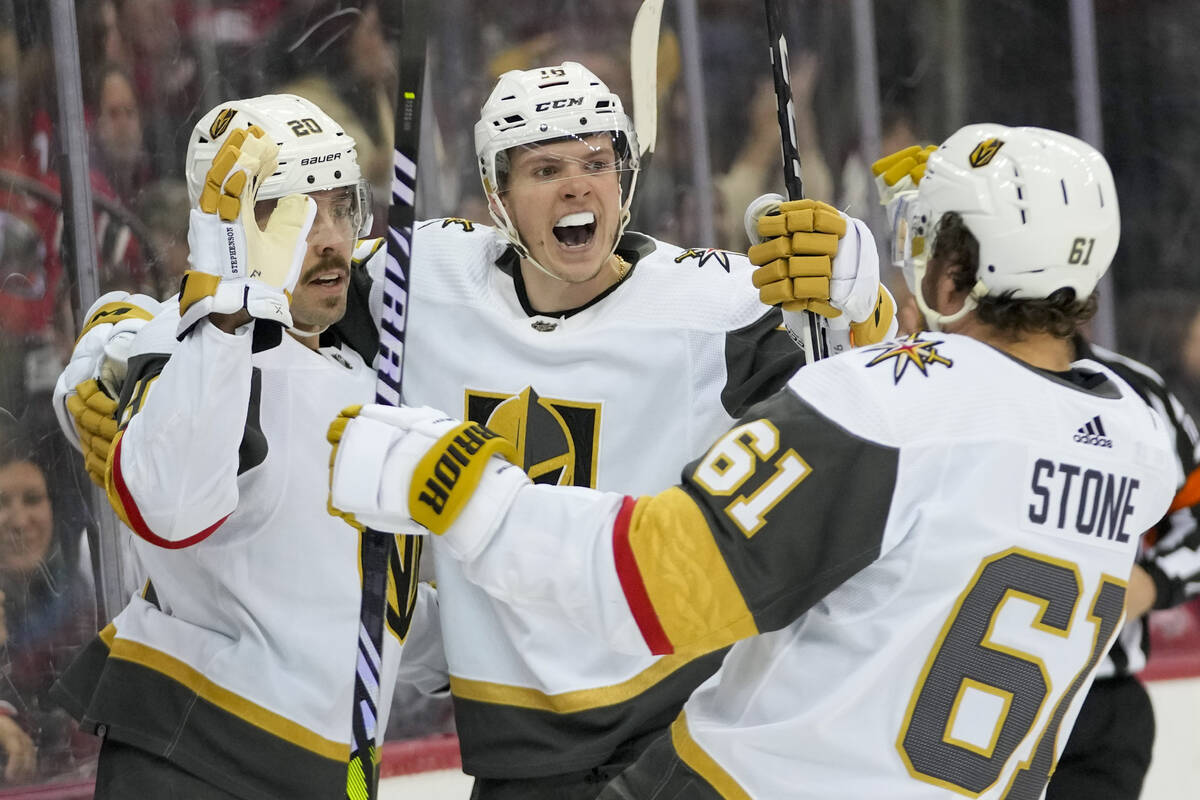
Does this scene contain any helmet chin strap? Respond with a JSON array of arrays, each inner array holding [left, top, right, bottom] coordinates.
[[505, 207, 631, 285], [910, 258, 988, 332], [287, 321, 331, 339]]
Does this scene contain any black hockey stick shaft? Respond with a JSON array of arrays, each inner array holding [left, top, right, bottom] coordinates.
[[763, 0, 828, 361], [346, 0, 429, 797]]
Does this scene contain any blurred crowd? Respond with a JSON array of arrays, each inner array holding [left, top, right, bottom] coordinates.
[[0, 0, 1198, 790]]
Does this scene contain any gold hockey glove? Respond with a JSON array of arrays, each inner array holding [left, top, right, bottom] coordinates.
[[53, 291, 161, 457], [872, 144, 936, 202], [66, 379, 119, 487], [181, 126, 315, 335], [746, 197, 847, 317]]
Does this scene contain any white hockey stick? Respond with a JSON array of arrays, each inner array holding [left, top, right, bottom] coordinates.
[[630, 0, 665, 160]]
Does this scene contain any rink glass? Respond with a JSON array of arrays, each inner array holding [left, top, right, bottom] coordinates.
[[0, 0, 1195, 792]]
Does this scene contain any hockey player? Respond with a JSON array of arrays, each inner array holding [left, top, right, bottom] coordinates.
[[49, 95, 445, 799], [393, 62, 892, 799], [878, 149, 1200, 800], [326, 124, 1181, 799]]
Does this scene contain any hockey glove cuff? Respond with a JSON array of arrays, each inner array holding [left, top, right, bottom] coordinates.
[[54, 291, 161, 452], [328, 405, 528, 558], [176, 272, 293, 338], [849, 286, 898, 346]]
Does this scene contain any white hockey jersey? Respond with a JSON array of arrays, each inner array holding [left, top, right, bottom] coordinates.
[[446, 333, 1178, 799], [392, 219, 803, 776], [51, 307, 443, 800]]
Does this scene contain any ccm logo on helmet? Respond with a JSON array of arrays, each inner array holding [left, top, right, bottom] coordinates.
[[300, 153, 341, 166], [534, 97, 584, 112]]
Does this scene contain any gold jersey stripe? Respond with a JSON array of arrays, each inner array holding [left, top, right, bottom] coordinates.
[[670, 712, 752, 800], [449, 645, 712, 713], [109, 637, 350, 761], [628, 488, 759, 652], [104, 430, 135, 531]]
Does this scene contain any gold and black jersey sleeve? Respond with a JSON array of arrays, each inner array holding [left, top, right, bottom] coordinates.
[[106, 349, 267, 547], [613, 387, 899, 655], [116, 351, 268, 478], [720, 309, 807, 417]]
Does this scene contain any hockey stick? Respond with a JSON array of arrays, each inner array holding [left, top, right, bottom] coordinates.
[[763, 0, 829, 363], [630, 0, 665, 162], [345, 0, 429, 797]]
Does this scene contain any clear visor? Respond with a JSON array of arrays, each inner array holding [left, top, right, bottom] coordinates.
[[496, 132, 636, 200], [886, 191, 928, 296], [254, 180, 369, 241]]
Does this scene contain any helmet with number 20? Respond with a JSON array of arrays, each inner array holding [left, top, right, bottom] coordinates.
[[185, 94, 373, 238], [896, 124, 1119, 329]]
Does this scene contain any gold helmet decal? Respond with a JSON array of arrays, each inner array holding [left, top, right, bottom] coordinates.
[[465, 387, 600, 487], [209, 108, 237, 140], [968, 138, 1005, 168]]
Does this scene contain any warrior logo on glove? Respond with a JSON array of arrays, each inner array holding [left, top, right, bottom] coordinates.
[[412, 422, 516, 524]]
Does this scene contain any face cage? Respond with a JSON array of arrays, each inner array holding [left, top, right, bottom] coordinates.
[[483, 130, 639, 263]]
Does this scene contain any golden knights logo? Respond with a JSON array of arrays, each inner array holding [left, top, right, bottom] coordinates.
[[865, 335, 953, 383], [674, 248, 732, 272], [209, 108, 237, 139], [417, 218, 477, 233], [969, 138, 1004, 168], [465, 386, 600, 487], [385, 535, 421, 642]]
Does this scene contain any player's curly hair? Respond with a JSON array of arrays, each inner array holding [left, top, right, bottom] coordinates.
[[930, 212, 1097, 339]]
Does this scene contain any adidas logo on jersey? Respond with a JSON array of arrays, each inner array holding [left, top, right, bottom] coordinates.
[[1074, 415, 1112, 448]]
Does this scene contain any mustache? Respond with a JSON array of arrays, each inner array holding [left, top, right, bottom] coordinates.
[[299, 254, 350, 283]]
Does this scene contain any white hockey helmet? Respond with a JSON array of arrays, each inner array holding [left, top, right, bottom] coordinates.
[[474, 62, 640, 270], [896, 123, 1119, 330], [185, 94, 372, 237]]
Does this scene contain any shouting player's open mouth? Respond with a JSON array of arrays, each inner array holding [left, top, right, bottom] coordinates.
[[552, 211, 597, 249]]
